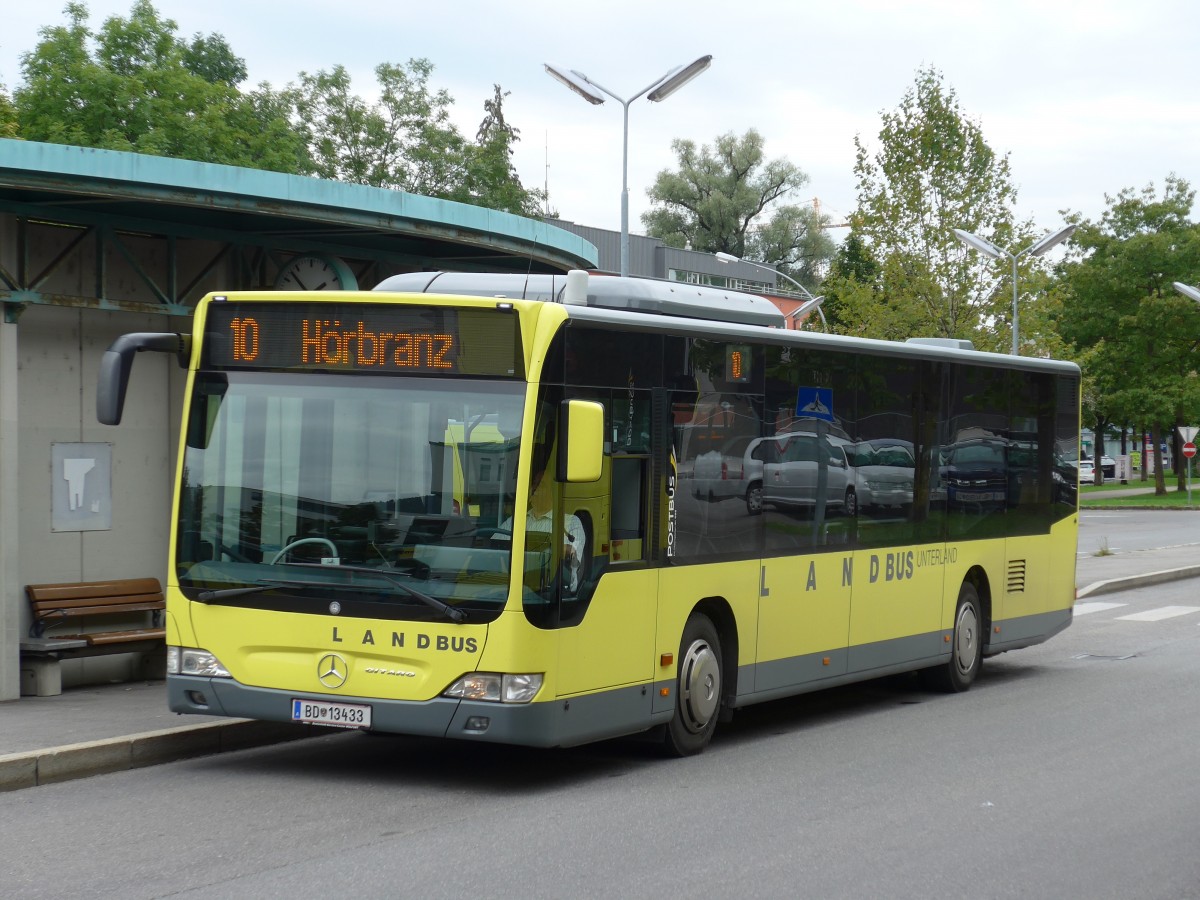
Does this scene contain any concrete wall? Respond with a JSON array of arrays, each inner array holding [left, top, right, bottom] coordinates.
[[7, 306, 186, 693]]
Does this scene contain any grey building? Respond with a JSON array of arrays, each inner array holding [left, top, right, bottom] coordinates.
[[547, 218, 819, 326]]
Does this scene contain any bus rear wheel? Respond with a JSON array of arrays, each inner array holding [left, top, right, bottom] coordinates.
[[920, 582, 982, 692], [663, 613, 723, 757]]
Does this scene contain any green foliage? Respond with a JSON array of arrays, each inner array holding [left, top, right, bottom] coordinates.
[[11, 2, 546, 214], [293, 59, 463, 193], [1057, 175, 1200, 491], [832, 67, 1038, 351], [292, 65, 543, 214], [458, 84, 547, 216], [0, 85, 17, 138], [14, 1, 307, 172], [641, 129, 834, 294]]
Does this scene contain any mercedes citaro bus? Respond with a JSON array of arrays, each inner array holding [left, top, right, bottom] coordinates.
[[98, 270, 1079, 755]]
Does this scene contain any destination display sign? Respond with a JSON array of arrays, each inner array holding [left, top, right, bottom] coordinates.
[[202, 301, 522, 378]]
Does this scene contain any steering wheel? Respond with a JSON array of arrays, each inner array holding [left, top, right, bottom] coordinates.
[[270, 537, 338, 565]]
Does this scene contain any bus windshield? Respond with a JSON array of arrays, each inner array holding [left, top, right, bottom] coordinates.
[[176, 371, 525, 622]]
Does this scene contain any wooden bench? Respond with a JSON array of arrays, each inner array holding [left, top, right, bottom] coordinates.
[[20, 578, 166, 696]]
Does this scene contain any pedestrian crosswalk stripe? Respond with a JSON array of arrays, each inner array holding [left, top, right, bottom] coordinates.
[[1115, 606, 1200, 622], [1074, 601, 1127, 616]]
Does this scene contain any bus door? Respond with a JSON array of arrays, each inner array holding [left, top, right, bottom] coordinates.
[[557, 452, 657, 696]]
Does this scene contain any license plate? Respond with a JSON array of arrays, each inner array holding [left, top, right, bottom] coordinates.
[[957, 490, 1001, 502], [291, 698, 372, 729]]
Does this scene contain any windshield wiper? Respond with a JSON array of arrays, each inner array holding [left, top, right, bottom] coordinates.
[[195, 579, 317, 603], [285, 562, 468, 624]]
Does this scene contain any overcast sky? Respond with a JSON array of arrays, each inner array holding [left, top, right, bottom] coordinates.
[[3, 0, 1198, 245]]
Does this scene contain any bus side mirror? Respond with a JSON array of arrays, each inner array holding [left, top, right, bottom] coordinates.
[[557, 399, 604, 483], [97, 332, 190, 425]]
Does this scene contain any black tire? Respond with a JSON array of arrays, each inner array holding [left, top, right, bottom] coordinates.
[[745, 482, 763, 516], [663, 614, 723, 756], [920, 582, 983, 692]]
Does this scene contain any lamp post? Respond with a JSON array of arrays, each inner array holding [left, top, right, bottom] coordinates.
[[1174, 281, 1200, 304], [714, 251, 826, 329], [544, 56, 713, 278], [953, 224, 1076, 355]]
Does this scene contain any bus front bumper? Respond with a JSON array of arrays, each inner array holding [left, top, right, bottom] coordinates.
[[167, 674, 666, 748]]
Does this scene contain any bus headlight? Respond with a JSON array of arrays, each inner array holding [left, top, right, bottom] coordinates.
[[443, 672, 543, 703], [168, 646, 232, 678]]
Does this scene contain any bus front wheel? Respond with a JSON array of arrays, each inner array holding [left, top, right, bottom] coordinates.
[[920, 582, 982, 692], [663, 613, 723, 756]]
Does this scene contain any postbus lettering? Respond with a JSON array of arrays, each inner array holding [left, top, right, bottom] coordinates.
[[666, 447, 679, 559], [666, 478, 677, 559]]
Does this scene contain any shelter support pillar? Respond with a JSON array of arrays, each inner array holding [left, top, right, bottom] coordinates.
[[0, 314, 18, 700]]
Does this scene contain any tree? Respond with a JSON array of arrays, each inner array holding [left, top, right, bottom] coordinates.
[[829, 67, 1037, 350], [1057, 176, 1200, 492], [641, 129, 834, 294], [457, 84, 547, 216], [14, 1, 307, 172], [0, 86, 17, 138], [292, 60, 463, 194], [292, 64, 545, 213]]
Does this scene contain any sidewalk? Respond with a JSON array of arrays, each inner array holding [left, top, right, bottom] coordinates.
[[0, 681, 319, 792], [3, 538, 1198, 792]]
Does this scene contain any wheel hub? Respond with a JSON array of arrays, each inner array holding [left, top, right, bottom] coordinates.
[[680, 640, 721, 733], [954, 603, 979, 676]]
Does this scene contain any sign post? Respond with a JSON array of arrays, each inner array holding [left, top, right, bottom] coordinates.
[[1179, 428, 1198, 508], [1184, 441, 1197, 507]]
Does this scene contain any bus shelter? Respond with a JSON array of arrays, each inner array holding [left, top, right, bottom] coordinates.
[[0, 139, 596, 700]]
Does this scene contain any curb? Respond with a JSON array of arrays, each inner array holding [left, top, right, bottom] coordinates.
[[1076, 564, 1200, 600], [0, 718, 319, 793]]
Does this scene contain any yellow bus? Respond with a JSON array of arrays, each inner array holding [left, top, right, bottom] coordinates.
[[98, 271, 1080, 756]]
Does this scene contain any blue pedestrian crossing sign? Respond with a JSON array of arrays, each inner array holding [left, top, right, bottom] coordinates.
[[796, 387, 834, 422]]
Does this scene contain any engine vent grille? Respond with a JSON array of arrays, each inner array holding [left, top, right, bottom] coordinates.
[[1007, 559, 1027, 593]]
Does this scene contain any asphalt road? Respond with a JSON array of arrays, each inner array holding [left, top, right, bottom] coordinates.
[[5, 575, 1200, 899], [1079, 507, 1200, 557]]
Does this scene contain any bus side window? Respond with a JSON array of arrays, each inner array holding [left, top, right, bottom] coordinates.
[[611, 456, 646, 563]]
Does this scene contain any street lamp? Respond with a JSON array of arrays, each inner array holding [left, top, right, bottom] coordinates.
[[953, 224, 1076, 355], [544, 56, 713, 278], [714, 251, 827, 329], [1174, 282, 1200, 304]]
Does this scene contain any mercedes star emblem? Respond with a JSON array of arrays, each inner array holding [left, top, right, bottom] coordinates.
[[317, 653, 348, 688]]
